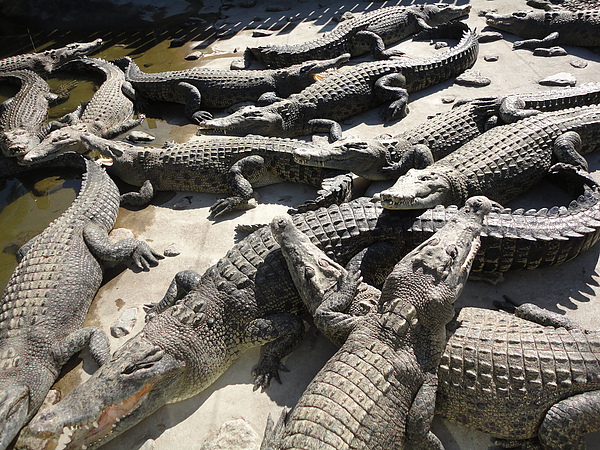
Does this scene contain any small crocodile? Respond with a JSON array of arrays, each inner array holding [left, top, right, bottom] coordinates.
[[198, 25, 479, 142], [0, 70, 58, 157], [271, 213, 600, 449], [116, 53, 350, 123], [20, 58, 143, 165], [264, 197, 490, 449], [24, 171, 600, 450], [293, 83, 600, 180], [437, 301, 600, 449], [485, 9, 600, 48], [80, 133, 353, 218], [0, 39, 102, 73], [245, 4, 471, 68], [0, 153, 162, 449], [374, 105, 600, 210]]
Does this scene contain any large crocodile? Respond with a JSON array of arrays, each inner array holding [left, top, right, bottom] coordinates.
[[437, 301, 600, 449], [0, 39, 102, 73], [270, 212, 600, 449], [0, 153, 162, 449], [0, 70, 61, 157], [80, 132, 353, 218], [374, 105, 600, 210], [292, 83, 600, 181], [20, 58, 143, 165], [245, 4, 470, 68], [24, 168, 600, 449], [485, 9, 600, 48], [263, 197, 490, 449], [198, 25, 479, 142], [116, 53, 350, 123]]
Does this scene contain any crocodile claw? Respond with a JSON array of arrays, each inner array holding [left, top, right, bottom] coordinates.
[[192, 110, 213, 124], [132, 242, 164, 271], [209, 196, 244, 218], [252, 360, 290, 392]]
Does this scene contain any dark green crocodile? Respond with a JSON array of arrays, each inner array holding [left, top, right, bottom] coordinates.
[[0, 70, 59, 158], [24, 168, 600, 450], [264, 197, 490, 449], [438, 301, 600, 449], [0, 39, 102, 73], [80, 133, 353, 218], [0, 153, 162, 450], [116, 53, 350, 123], [245, 4, 470, 68], [198, 25, 479, 142], [292, 82, 600, 181], [486, 9, 600, 48], [374, 105, 600, 210], [20, 58, 143, 165]]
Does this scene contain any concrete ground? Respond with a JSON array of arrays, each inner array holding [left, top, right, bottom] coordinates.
[[22, 0, 600, 448]]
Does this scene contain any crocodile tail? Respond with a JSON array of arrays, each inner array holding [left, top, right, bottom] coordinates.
[[260, 407, 290, 450]]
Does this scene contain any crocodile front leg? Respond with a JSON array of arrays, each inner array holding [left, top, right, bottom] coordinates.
[[120, 179, 158, 207], [176, 81, 212, 123], [354, 30, 405, 59], [102, 115, 146, 139], [209, 155, 266, 218], [244, 313, 305, 391], [375, 73, 409, 121], [406, 373, 443, 449], [552, 131, 587, 171], [83, 222, 163, 270], [306, 118, 343, 142], [145, 270, 203, 319], [52, 326, 110, 367], [381, 143, 435, 177], [292, 171, 353, 213]]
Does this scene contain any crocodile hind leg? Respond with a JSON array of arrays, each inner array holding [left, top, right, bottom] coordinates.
[[538, 391, 600, 450], [306, 118, 343, 142], [552, 131, 587, 171], [52, 327, 110, 367], [102, 115, 146, 140], [406, 374, 443, 450], [120, 179, 158, 207], [495, 296, 583, 331], [245, 313, 305, 391], [176, 81, 212, 123], [499, 96, 542, 123], [354, 30, 405, 59], [374, 73, 409, 121], [292, 172, 353, 213], [144, 270, 203, 319]]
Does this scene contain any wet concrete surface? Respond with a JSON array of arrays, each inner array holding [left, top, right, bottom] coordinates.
[[2, 0, 600, 448]]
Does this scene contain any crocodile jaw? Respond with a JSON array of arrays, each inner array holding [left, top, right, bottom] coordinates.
[[0, 385, 29, 449], [197, 107, 284, 137], [485, 11, 530, 34], [27, 335, 184, 450], [426, 4, 472, 26], [0, 129, 37, 157], [20, 126, 84, 165], [373, 168, 451, 210]]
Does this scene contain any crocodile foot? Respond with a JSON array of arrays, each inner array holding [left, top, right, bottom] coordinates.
[[251, 358, 290, 392]]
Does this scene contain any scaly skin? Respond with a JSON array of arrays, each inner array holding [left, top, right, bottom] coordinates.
[[438, 303, 600, 449], [25, 174, 600, 450], [0, 70, 57, 157], [247, 4, 471, 68], [264, 197, 491, 449], [80, 133, 353, 217], [198, 26, 479, 141], [20, 58, 143, 165], [0, 153, 162, 450], [486, 9, 600, 47], [118, 53, 350, 123], [0, 39, 102, 73], [374, 105, 600, 210]]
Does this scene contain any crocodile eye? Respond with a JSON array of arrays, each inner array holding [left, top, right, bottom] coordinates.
[[122, 360, 157, 375], [514, 11, 527, 18], [305, 266, 316, 279], [446, 244, 458, 259]]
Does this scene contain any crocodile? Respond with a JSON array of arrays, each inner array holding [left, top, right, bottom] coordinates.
[[198, 25, 479, 142], [20, 58, 143, 165], [0, 70, 63, 158], [373, 105, 600, 211], [0, 39, 103, 73], [116, 53, 350, 123], [527, 0, 600, 12], [79, 132, 353, 218], [245, 4, 471, 68], [263, 197, 490, 449], [437, 301, 600, 449], [270, 213, 600, 449], [24, 167, 600, 450], [485, 10, 600, 48], [0, 152, 162, 449], [292, 83, 600, 180]]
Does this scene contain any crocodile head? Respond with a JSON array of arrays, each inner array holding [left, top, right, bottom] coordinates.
[[198, 105, 285, 137], [485, 11, 536, 35], [273, 53, 350, 97], [27, 332, 186, 450], [421, 3, 472, 26], [46, 39, 104, 72], [19, 125, 86, 165], [294, 137, 395, 180], [0, 128, 39, 157], [372, 168, 452, 209], [0, 385, 30, 449], [80, 132, 126, 159]]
